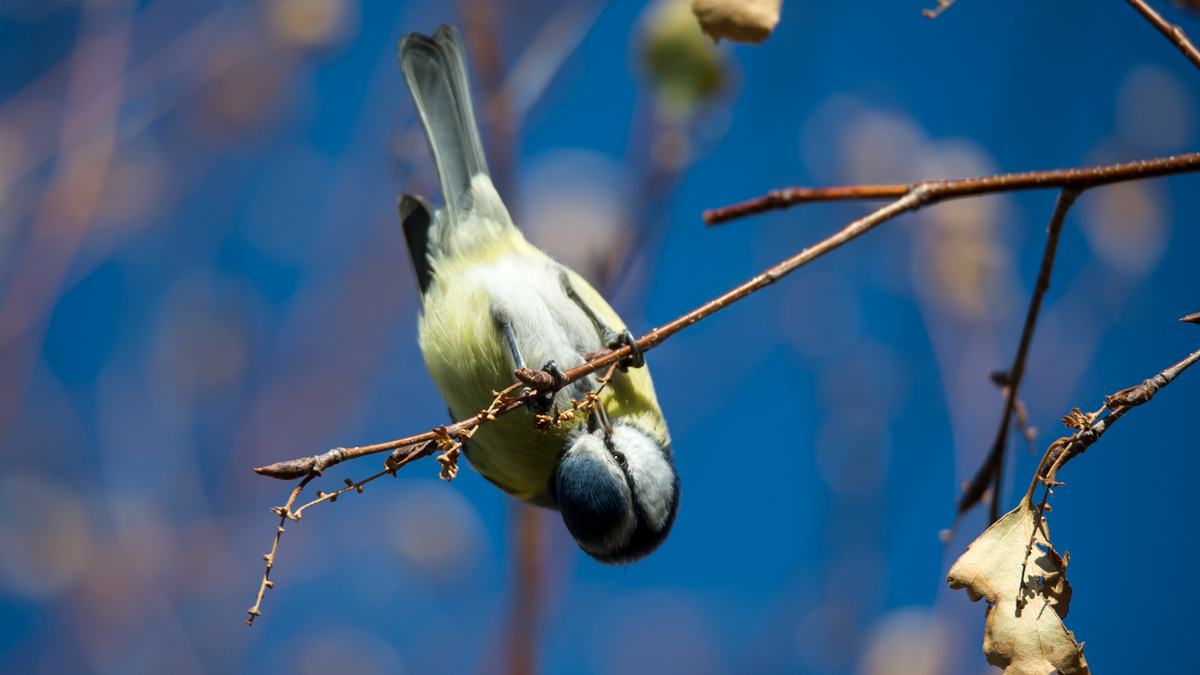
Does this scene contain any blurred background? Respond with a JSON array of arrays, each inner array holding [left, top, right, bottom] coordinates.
[[1, 0, 1197, 673]]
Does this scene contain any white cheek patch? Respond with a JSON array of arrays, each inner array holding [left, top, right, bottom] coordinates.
[[611, 424, 676, 531]]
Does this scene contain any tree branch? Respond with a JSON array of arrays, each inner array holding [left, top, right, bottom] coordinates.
[[959, 189, 1080, 523], [255, 191, 928, 480], [702, 152, 1200, 226], [1126, 0, 1200, 72], [1044, 338, 1200, 474], [1016, 329, 1200, 585], [252, 122, 1200, 630], [246, 474, 315, 625]]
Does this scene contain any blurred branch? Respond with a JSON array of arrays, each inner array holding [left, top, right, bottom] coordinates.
[[0, 5, 243, 196], [922, 0, 959, 20], [456, 10, 601, 670], [1126, 0, 1200, 71], [509, 503, 542, 675], [0, 3, 133, 442], [958, 189, 1080, 524], [702, 152, 1200, 225], [0, 8, 131, 351], [504, 1, 602, 124], [459, 0, 516, 204]]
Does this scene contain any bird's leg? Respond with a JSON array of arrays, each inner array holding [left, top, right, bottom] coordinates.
[[559, 270, 644, 371], [493, 303, 561, 414], [494, 306, 528, 371], [558, 270, 620, 346]]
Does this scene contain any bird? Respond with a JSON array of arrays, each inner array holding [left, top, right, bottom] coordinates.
[[396, 24, 679, 565]]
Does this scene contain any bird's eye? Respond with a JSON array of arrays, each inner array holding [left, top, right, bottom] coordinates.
[[611, 451, 627, 468]]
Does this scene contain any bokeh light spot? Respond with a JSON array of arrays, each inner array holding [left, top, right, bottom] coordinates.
[[1079, 179, 1170, 277], [0, 473, 92, 599], [859, 607, 951, 675], [814, 410, 891, 496], [1115, 65, 1196, 153], [390, 481, 486, 579]]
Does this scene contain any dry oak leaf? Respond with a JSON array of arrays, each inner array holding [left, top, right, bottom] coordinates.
[[691, 0, 781, 44], [946, 497, 1089, 675]]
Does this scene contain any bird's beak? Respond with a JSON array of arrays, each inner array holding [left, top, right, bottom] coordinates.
[[595, 401, 612, 438], [584, 384, 613, 439]]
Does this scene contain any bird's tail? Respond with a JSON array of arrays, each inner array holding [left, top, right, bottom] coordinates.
[[398, 25, 490, 225]]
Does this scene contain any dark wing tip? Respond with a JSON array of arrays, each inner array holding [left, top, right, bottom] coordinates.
[[399, 194, 435, 298]]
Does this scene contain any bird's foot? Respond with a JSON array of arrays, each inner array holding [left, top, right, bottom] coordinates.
[[609, 329, 644, 371], [519, 360, 566, 414]]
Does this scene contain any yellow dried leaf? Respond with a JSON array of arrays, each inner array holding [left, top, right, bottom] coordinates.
[[432, 425, 464, 453], [691, 0, 781, 44], [946, 498, 1089, 675]]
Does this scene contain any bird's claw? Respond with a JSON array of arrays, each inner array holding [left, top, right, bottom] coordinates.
[[525, 360, 565, 414], [609, 329, 643, 371]]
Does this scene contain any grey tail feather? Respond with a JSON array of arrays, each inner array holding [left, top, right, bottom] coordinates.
[[398, 25, 489, 225], [399, 195, 434, 299]]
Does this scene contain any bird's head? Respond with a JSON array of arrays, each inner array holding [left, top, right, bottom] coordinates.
[[552, 415, 679, 564]]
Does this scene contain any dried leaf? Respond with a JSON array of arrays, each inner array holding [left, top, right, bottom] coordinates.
[[436, 446, 461, 482], [946, 498, 1089, 675], [691, 0, 781, 45], [432, 425, 457, 452], [1060, 408, 1098, 431], [1041, 547, 1072, 618], [533, 414, 555, 432]]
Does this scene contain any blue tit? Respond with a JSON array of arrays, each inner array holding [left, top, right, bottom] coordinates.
[[396, 25, 679, 565]]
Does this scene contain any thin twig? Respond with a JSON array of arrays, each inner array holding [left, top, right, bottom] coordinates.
[[254, 384, 525, 479], [247, 365, 619, 624], [246, 474, 315, 625], [1012, 334, 1200, 592], [1126, 0, 1200, 72], [702, 152, 1200, 225], [1046, 343, 1200, 472], [959, 189, 1080, 523], [292, 470, 392, 519]]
